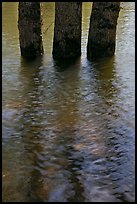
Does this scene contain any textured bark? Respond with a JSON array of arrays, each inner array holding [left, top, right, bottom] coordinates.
[[18, 2, 43, 59], [53, 2, 82, 60], [87, 2, 120, 60]]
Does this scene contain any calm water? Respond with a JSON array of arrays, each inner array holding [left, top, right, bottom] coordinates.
[[2, 2, 135, 202]]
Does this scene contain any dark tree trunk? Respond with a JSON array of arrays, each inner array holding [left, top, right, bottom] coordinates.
[[52, 2, 82, 60], [18, 2, 43, 59], [87, 2, 120, 60]]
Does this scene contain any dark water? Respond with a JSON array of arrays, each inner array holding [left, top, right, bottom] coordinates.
[[2, 2, 135, 202]]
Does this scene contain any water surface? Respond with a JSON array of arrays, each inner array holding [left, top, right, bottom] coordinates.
[[2, 2, 135, 202]]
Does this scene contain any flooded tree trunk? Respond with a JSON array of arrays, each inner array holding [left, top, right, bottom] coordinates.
[[87, 2, 120, 60], [53, 2, 82, 60], [18, 2, 43, 59]]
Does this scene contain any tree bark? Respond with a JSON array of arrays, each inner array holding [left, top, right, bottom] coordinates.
[[18, 2, 43, 59], [52, 2, 82, 60], [87, 2, 120, 60]]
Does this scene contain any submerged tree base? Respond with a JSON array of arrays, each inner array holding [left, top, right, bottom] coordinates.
[[18, 2, 43, 59], [87, 2, 120, 60], [52, 2, 82, 60]]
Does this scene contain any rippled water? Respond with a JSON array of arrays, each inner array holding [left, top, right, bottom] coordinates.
[[2, 2, 135, 202]]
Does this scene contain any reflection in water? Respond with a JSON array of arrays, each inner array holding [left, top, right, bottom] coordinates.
[[19, 58, 47, 202], [52, 59, 85, 202], [80, 57, 134, 202], [20, 58, 48, 202], [2, 2, 135, 202], [18, 58, 85, 202]]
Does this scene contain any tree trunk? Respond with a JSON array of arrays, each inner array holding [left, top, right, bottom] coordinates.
[[87, 2, 120, 60], [18, 2, 43, 59], [53, 2, 82, 60]]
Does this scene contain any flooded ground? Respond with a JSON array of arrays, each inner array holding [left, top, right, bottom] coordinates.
[[2, 2, 135, 202]]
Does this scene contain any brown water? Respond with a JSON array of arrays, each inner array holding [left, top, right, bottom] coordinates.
[[2, 2, 135, 202]]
